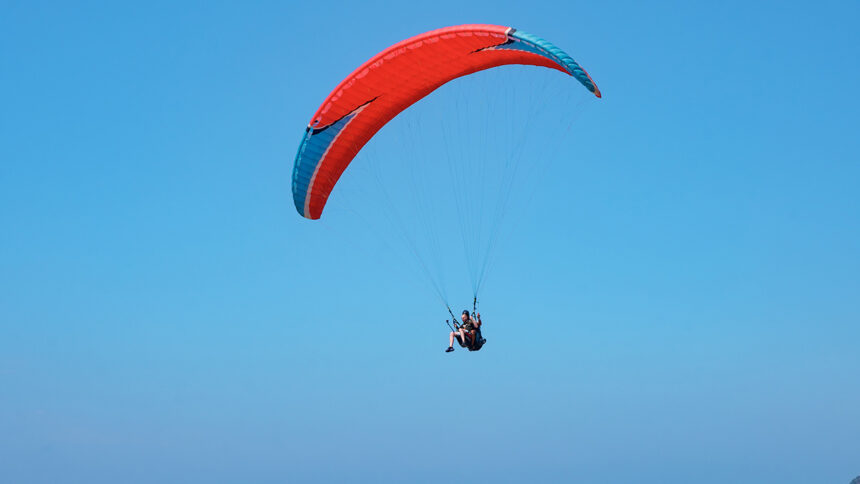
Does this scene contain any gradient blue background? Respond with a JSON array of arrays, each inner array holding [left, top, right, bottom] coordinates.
[[2, 1, 859, 483]]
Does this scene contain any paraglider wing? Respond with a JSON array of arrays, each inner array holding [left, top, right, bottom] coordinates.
[[291, 24, 600, 219]]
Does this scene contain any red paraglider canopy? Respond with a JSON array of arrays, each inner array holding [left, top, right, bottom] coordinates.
[[292, 24, 600, 219]]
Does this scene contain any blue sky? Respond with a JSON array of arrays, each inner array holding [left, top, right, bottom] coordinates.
[[2, 1, 859, 483]]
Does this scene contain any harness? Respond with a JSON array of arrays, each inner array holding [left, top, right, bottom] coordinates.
[[445, 301, 485, 351]]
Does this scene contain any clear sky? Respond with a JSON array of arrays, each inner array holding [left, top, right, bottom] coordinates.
[[2, 1, 859, 483]]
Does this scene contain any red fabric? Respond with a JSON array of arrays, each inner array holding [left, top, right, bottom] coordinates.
[[303, 24, 575, 219]]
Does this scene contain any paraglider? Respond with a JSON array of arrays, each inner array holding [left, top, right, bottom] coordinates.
[[291, 25, 600, 348], [446, 310, 485, 353]]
